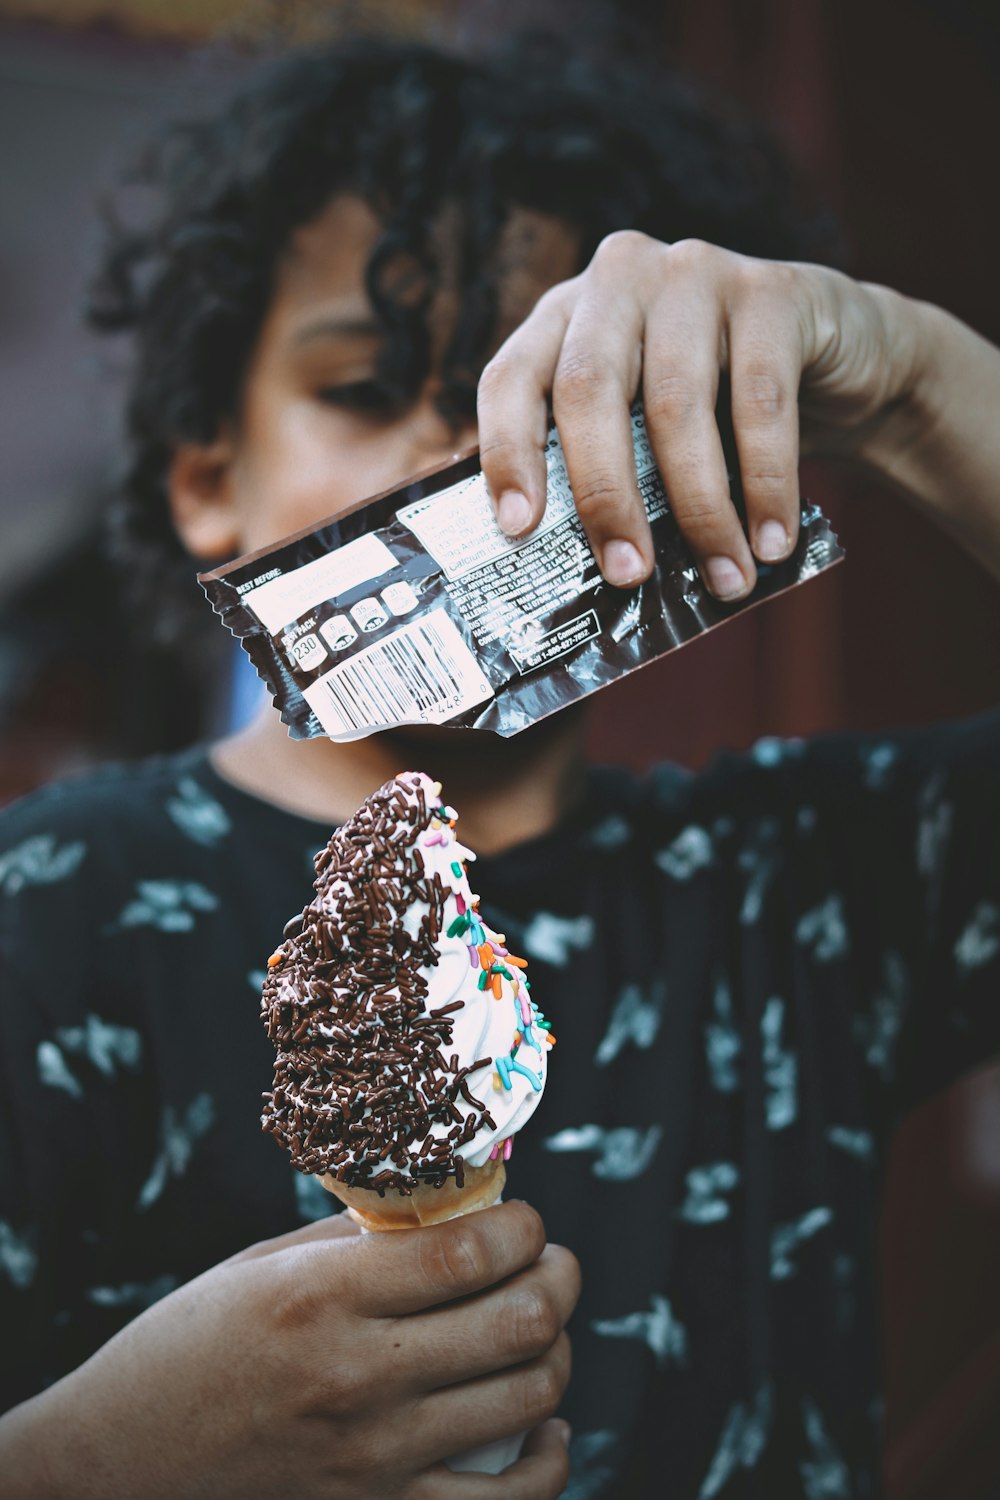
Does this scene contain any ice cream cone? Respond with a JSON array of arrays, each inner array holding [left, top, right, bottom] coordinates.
[[320, 1156, 506, 1230], [261, 773, 554, 1478]]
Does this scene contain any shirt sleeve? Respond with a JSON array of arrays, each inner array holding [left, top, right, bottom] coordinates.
[[846, 706, 1000, 1118], [0, 894, 91, 1407], [728, 707, 1000, 1126], [0, 795, 149, 1411]]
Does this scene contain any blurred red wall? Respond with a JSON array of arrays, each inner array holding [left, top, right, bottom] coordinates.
[[1, 1, 998, 790], [587, 0, 1000, 770]]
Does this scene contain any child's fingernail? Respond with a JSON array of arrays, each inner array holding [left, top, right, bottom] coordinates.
[[497, 490, 532, 535], [756, 520, 789, 562], [556, 1420, 572, 1449], [704, 556, 748, 600], [603, 539, 645, 586]]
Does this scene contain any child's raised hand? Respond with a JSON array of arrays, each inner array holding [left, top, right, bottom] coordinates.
[[477, 232, 922, 598]]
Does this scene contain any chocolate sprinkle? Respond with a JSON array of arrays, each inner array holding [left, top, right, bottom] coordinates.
[[260, 775, 494, 1194]]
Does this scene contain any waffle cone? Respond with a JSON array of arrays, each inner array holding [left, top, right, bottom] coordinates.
[[320, 1157, 507, 1231]]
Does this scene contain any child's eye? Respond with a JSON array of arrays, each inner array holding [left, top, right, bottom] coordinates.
[[317, 379, 405, 413]]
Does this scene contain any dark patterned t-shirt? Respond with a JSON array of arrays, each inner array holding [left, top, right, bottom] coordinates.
[[2, 713, 999, 1498]]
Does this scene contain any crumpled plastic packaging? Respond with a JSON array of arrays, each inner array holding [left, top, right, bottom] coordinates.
[[200, 405, 843, 741]]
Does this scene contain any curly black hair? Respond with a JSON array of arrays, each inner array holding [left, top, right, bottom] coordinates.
[[88, 31, 837, 643]]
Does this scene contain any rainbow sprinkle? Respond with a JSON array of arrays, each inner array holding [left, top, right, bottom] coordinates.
[[421, 788, 556, 1163]]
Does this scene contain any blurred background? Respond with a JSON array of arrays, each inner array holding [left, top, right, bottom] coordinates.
[[1, 0, 999, 803]]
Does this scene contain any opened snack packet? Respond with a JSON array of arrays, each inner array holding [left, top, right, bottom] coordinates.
[[199, 406, 842, 741]]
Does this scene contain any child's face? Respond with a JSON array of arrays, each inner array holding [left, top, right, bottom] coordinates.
[[168, 193, 579, 564]]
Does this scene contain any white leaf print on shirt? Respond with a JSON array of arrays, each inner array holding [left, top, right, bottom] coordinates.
[[750, 737, 784, 768], [705, 969, 741, 1093], [655, 824, 713, 880], [761, 996, 797, 1130], [563, 1430, 620, 1500], [771, 1207, 833, 1280], [738, 817, 782, 925], [917, 770, 953, 919], [796, 895, 850, 963], [37, 1017, 141, 1098], [56, 1015, 141, 1077], [544, 1124, 663, 1181], [826, 1125, 874, 1164], [862, 741, 897, 790], [698, 1383, 774, 1498], [592, 1293, 686, 1369], [854, 948, 908, 1080], [917, 770, 952, 875], [0, 834, 86, 895], [799, 1397, 851, 1499], [583, 813, 632, 850], [751, 736, 804, 768], [86, 1274, 178, 1310], [954, 901, 1000, 973], [594, 979, 663, 1066], [678, 1161, 740, 1224], [166, 777, 232, 847], [110, 880, 219, 934], [0, 1221, 37, 1288], [137, 1093, 215, 1211], [37, 1040, 83, 1097], [518, 911, 594, 967]]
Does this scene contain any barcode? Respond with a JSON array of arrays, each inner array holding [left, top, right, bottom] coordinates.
[[303, 607, 493, 738]]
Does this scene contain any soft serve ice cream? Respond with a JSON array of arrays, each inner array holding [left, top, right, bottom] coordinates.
[[261, 771, 553, 1215]]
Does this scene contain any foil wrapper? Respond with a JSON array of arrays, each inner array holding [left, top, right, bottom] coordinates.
[[200, 406, 843, 741]]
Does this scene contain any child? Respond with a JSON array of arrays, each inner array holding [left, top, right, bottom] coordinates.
[[2, 32, 999, 1500]]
